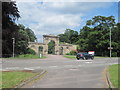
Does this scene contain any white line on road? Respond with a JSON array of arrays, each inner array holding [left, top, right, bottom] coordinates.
[[24, 68, 34, 70], [85, 62, 92, 63]]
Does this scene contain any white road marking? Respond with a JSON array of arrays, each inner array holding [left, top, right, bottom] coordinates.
[[85, 62, 92, 63], [69, 68, 78, 71], [6, 67, 19, 70], [24, 68, 34, 70]]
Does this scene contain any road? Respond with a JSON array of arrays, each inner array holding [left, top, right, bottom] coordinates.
[[1, 55, 118, 88]]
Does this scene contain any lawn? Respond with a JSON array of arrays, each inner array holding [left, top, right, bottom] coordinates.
[[64, 55, 119, 59], [64, 55, 76, 59], [2, 71, 38, 88], [4, 54, 46, 59], [0, 72, 2, 89], [109, 64, 120, 89]]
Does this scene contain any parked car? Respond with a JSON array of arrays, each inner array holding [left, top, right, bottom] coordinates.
[[76, 52, 94, 60]]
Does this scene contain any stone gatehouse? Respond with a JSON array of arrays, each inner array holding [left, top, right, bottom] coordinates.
[[28, 34, 77, 55]]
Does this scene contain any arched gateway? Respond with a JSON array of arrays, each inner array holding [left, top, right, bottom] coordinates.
[[28, 34, 77, 55]]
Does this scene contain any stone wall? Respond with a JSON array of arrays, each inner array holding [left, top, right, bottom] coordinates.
[[28, 34, 77, 55]]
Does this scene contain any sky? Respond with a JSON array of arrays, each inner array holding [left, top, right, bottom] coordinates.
[[15, 0, 118, 43]]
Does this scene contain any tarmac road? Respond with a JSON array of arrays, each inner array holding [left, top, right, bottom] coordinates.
[[1, 55, 118, 88]]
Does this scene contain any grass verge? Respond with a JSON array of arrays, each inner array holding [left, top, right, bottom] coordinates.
[[4, 54, 46, 59], [0, 72, 2, 89], [64, 55, 76, 59], [109, 64, 120, 89], [64, 55, 119, 59], [2, 71, 38, 88]]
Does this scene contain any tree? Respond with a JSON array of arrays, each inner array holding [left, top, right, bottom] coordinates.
[[58, 29, 79, 44], [77, 15, 118, 56], [25, 27, 37, 42], [15, 24, 37, 55], [48, 40, 55, 54], [2, 2, 20, 57]]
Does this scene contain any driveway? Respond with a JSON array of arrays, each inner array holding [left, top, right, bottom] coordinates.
[[2, 55, 118, 88]]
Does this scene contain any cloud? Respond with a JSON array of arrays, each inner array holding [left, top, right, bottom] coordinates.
[[16, 2, 114, 42]]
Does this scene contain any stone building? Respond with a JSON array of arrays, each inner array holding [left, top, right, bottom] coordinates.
[[28, 34, 77, 55]]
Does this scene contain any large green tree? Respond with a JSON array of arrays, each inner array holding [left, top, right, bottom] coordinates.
[[77, 16, 119, 56], [2, 2, 37, 57], [15, 24, 37, 55], [2, 2, 20, 57], [58, 29, 79, 44]]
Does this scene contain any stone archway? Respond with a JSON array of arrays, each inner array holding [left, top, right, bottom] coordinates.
[[48, 40, 55, 54], [43, 35, 60, 55]]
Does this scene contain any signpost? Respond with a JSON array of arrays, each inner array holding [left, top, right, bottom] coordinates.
[[108, 47, 113, 50], [12, 38, 15, 58]]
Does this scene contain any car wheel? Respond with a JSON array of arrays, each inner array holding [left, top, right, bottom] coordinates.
[[77, 58, 79, 60], [91, 57, 94, 60]]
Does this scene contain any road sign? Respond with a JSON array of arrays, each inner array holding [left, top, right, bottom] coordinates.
[[108, 47, 113, 50]]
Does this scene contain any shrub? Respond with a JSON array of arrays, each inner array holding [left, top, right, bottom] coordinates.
[[18, 55, 25, 58], [70, 50, 77, 55], [26, 48, 36, 55], [112, 52, 117, 57]]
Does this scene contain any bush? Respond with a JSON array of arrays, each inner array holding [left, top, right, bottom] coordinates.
[[112, 52, 117, 57], [66, 51, 77, 55], [66, 53, 70, 55], [18, 55, 24, 58], [70, 50, 77, 55], [26, 48, 36, 55]]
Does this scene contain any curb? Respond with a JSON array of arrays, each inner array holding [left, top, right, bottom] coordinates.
[[105, 67, 114, 89], [13, 70, 47, 89]]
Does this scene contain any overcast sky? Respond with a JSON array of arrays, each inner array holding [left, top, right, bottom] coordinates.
[[15, 0, 118, 42]]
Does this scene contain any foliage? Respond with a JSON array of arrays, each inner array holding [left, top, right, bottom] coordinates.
[[66, 53, 70, 55], [66, 50, 77, 55], [26, 48, 36, 55], [70, 50, 77, 55], [2, 2, 37, 57], [38, 46, 43, 54], [77, 16, 119, 57], [58, 29, 79, 44], [48, 40, 55, 54], [58, 16, 119, 57], [2, 2, 20, 57], [15, 24, 37, 55]]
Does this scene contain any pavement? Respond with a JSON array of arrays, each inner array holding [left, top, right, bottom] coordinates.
[[1, 55, 119, 88]]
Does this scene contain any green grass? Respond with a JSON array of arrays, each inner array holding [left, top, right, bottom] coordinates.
[[64, 55, 76, 59], [2, 71, 38, 88], [0, 72, 2, 89], [95, 56, 119, 58], [4, 54, 46, 59], [64, 55, 119, 59], [109, 64, 120, 89]]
